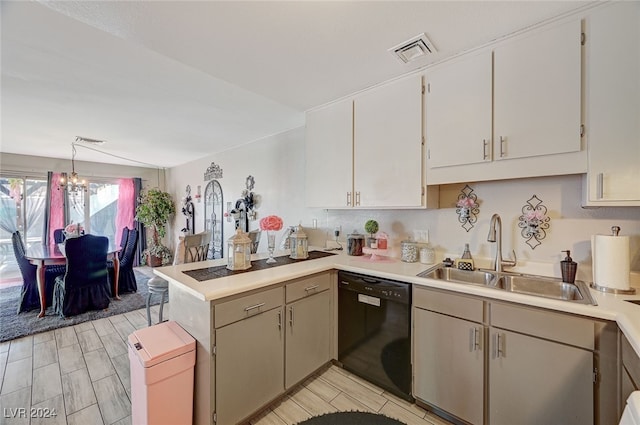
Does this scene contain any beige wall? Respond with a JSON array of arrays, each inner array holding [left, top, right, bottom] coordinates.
[[168, 127, 640, 284]]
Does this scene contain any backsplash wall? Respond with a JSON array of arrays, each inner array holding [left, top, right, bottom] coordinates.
[[167, 127, 640, 284]]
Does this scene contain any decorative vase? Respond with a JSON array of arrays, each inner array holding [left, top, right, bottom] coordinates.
[[266, 231, 277, 264], [147, 254, 163, 268]]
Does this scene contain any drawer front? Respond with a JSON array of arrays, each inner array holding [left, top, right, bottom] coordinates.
[[286, 272, 331, 304], [491, 302, 594, 350], [622, 332, 640, 388], [413, 286, 484, 323], [215, 287, 283, 328]]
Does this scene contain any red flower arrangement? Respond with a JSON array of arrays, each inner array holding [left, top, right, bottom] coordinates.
[[259, 215, 283, 231]]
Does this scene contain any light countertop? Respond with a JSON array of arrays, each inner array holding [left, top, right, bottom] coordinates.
[[154, 249, 640, 358]]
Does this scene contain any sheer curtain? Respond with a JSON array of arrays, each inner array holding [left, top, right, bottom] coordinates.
[[133, 178, 144, 266]]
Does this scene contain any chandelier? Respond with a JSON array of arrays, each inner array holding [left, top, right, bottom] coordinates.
[[59, 141, 87, 193]]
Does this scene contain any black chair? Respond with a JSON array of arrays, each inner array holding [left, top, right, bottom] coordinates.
[[108, 228, 138, 295], [118, 227, 130, 261], [53, 229, 65, 244], [11, 231, 66, 313], [53, 234, 111, 317]]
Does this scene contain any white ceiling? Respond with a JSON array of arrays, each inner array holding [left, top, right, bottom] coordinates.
[[1, 0, 595, 169]]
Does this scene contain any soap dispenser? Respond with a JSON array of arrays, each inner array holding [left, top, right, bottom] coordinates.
[[561, 250, 577, 284]]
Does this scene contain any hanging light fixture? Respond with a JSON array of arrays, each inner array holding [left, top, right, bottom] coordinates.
[[58, 140, 87, 193]]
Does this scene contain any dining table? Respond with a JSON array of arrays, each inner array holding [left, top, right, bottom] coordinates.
[[24, 241, 121, 317]]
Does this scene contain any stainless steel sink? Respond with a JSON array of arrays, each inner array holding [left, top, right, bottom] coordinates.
[[417, 265, 597, 305], [418, 267, 496, 286]]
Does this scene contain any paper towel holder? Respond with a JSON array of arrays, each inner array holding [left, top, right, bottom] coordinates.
[[590, 225, 636, 295]]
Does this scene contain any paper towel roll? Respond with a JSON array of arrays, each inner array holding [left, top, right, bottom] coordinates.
[[592, 234, 630, 290]]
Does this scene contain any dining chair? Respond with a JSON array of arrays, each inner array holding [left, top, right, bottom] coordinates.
[[118, 227, 130, 260], [146, 231, 212, 326], [52, 234, 111, 317], [53, 228, 65, 244], [108, 228, 139, 295], [11, 231, 66, 313]]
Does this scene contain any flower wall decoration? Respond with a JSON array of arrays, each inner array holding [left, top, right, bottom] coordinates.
[[455, 185, 480, 232], [518, 195, 550, 249]]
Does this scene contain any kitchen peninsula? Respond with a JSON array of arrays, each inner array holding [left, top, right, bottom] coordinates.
[[155, 249, 640, 425]]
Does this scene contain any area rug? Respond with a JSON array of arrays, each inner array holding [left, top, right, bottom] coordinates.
[[0, 270, 163, 342], [296, 412, 406, 425]]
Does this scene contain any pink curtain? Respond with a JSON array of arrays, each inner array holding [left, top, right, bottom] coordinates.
[[115, 178, 135, 246], [48, 173, 65, 244]]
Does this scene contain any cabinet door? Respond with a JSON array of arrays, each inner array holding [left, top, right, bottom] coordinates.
[[584, 2, 640, 204], [426, 52, 492, 168], [354, 74, 424, 208], [489, 329, 593, 425], [285, 290, 332, 388], [494, 19, 582, 160], [413, 308, 484, 425], [215, 308, 284, 425], [305, 99, 354, 208]]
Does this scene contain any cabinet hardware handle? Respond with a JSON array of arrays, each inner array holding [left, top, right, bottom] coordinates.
[[304, 285, 319, 292], [289, 306, 294, 327], [499, 136, 506, 158], [355, 192, 361, 206], [473, 327, 481, 351], [495, 332, 505, 358], [244, 302, 265, 312], [347, 192, 352, 206], [277, 310, 282, 330], [597, 173, 604, 199], [482, 139, 489, 160]]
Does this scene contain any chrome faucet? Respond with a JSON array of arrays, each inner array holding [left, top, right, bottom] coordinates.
[[487, 213, 517, 273]]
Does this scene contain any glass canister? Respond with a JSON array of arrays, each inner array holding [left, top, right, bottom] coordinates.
[[401, 240, 419, 262], [347, 231, 364, 256], [289, 225, 309, 260], [420, 244, 436, 264]]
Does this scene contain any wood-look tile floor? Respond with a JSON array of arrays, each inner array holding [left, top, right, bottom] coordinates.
[[250, 366, 452, 425]]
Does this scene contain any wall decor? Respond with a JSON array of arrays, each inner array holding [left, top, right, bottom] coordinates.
[[518, 194, 550, 249], [181, 185, 195, 235], [204, 180, 224, 259], [225, 175, 260, 232], [455, 184, 480, 232], [204, 162, 223, 181]]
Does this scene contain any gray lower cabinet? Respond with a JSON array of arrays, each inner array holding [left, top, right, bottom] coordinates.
[[213, 272, 333, 424], [414, 308, 484, 424], [489, 302, 594, 425], [215, 306, 285, 425], [285, 289, 332, 388], [488, 328, 593, 425], [621, 332, 640, 411], [413, 286, 602, 425]]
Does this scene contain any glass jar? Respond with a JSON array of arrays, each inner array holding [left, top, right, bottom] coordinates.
[[347, 231, 364, 256], [401, 240, 418, 262], [420, 245, 436, 264]]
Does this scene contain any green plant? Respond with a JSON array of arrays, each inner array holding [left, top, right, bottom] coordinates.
[[364, 219, 379, 236], [135, 188, 176, 265]]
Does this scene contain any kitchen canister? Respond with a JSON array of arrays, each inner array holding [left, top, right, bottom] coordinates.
[[401, 240, 419, 263], [420, 245, 436, 265], [347, 231, 364, 256], [591, 226, 635, 294]]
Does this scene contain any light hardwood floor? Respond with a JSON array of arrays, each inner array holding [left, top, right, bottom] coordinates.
[[0, 277, 452, 425]]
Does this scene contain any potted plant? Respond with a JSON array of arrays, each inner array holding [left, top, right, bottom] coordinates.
[[135, 188, 176, 266], [364, 219, 379, 248]]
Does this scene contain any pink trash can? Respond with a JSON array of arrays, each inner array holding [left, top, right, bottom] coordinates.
[[128, 321, 196, 425]]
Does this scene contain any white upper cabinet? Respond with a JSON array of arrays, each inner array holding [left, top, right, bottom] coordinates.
[[354, 74, 425, 208], [305, 99, 353, 208], [494, 19, 582, 160], [305, 74, 436, 209], [426, 18, 586, 185], [583, 1, 640, 206], [426, 52, 492, 168]]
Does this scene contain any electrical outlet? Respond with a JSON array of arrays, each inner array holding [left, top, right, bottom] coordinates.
[[334, 226, 341, 238]]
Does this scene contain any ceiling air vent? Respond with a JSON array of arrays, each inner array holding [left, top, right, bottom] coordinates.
[[388, 33, 437, 64]]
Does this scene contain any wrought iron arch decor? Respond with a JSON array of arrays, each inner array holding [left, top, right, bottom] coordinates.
[[204, 180, 224, 259]]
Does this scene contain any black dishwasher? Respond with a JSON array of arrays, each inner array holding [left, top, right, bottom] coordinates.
[[338, 271, 412, 401]]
